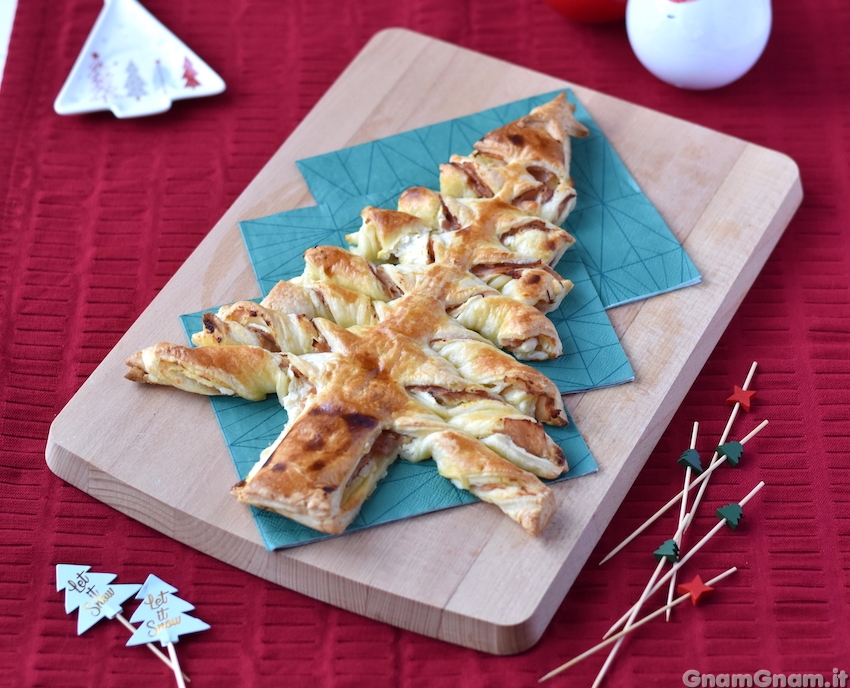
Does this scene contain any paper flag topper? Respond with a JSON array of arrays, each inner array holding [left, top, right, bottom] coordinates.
[[127, 575, 210, 647], [677, 448, 703, 474], [716, 503, 744, 530], [653, 539, 680, 563], [54, 0, 225, 118], [135, 573, 178, 600], [56, 564, 141, 635], [717, 441, 744, 467]]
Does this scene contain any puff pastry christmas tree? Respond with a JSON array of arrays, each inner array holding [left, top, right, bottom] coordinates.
[[126, 93, 588, 536]]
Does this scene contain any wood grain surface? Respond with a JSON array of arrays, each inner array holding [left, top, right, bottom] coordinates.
[[45, 28, 802, 655]]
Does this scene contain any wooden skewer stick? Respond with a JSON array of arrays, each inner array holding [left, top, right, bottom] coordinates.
[[683, 415, 768, 530], [538, 567, 738, 683], [598, 419, 768, 566], [590, 617, 636, 687], [114, 614, 191, 683], [667, 421, 699, 621], [683, 362, 758, 533], [591, 545, 674, 688], [167, 642, 187, 688], [604, 481, 764, 639], [601, 518, 687, 643]]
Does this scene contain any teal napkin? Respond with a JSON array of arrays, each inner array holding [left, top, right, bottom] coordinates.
[[295, 89, 701, 308]]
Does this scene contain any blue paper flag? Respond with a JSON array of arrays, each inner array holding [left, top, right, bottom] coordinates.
[[56, 564, 141, 635], [127, 575, 210, 647]]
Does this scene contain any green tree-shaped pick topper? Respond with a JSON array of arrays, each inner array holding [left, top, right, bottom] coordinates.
[[677, 448, 703, 474], [653, 538, 680, 563], [717, 441, 744, 466], [716, 503, 744, 530]]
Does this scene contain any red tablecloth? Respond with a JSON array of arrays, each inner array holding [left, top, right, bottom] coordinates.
[[3, 1, 849, 686]]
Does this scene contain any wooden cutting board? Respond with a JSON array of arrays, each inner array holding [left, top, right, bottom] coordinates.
[[45, 28, 802, 655]]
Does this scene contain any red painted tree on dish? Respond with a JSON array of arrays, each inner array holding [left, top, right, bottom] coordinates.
[[90, 52, 115, 103], [182, 57, 201, 88]]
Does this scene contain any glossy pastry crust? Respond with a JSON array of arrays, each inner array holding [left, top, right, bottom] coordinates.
[[127, 293, 565, 535], [125, 343, 287, 401], [125, 93, 589, 536], [439, 92, 589, 226]]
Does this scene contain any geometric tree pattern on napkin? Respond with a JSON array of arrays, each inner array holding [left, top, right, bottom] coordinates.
[[180, 312, 596, 550], [565, 128, 702, 306], [296, 89, 701, 309], [238, 192, 634, 395], [295, 94, 569, 200]]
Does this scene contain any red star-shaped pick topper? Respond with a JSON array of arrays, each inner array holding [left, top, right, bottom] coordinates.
[[726, 385, 756, 412], [677, 575, 714, 606]]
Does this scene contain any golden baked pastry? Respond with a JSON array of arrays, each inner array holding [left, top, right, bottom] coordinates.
[[125, 343, 288, 401], [297, 246, 564, 360], [439, 92, 589, 226], [191, 302, 324, 354], [129, 293, 564, 535], [126, 93, 589, 536]]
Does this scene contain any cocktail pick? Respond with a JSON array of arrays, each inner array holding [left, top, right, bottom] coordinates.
[[56, 565, 190, 682], [592, 529, 684, 688], [604, 481, 764, 638], [667, 421, 700, 621], [680, 420, 763, 535], [653, 539, 680, 563], [716, 503, 744, 530], [127, 574, 210, 688], [716, 441, 744, 466], [598, 417, 767, 566], [677, 574, 715, 605], [538, 568, 737, 683], [677, 448, 703, 474], [682, 362, 758, 532]]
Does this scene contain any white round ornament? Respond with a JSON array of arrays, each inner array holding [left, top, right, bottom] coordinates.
[[626, 0, 772, 89]]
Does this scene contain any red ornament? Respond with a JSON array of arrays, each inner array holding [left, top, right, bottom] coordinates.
[[542, 0, 626, 24], [726, 385, 756, 412], [677, 575, 714, 605]]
